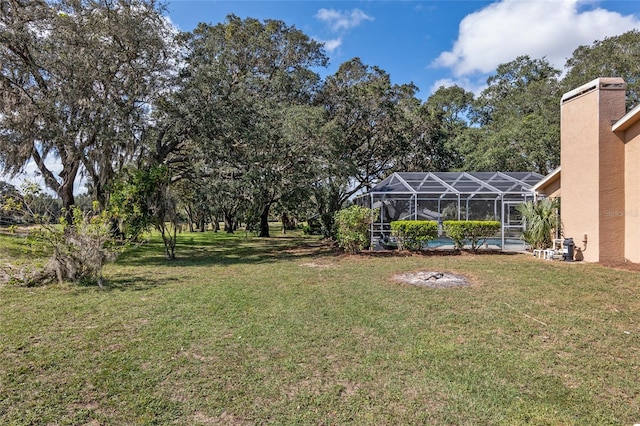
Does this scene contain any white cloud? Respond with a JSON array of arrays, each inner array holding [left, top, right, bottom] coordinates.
[[429, 77, 486, 97], [433, 0, 640, 78], [315, 8, 374, 32], [318, 37, 343, 53]]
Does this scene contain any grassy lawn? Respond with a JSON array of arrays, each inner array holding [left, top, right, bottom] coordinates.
[[1, 229, 639, 424]]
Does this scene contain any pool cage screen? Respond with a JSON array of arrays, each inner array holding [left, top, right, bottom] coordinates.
[[355, 171, 544, 250]]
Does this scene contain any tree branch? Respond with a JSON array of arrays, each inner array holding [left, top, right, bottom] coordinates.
[[30, 146, 61, 195]]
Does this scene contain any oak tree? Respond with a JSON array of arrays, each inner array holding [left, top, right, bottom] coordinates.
[[179, 16, 328, 237], [0, 0, 176, 215]]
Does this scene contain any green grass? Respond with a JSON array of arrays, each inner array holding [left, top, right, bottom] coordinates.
[[1, 228, 640, 424]]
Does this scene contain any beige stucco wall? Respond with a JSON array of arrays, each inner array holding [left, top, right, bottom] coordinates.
[[541, 177, 561, 199], [623, 120, 640, 262], [560, 78, 626, 262], [533, 168, 560, 200]]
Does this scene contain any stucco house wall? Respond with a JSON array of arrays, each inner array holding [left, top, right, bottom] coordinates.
[[614, 105, 640, 263], [624, 121, 640, 262], [543, 177, 561, 199], [532, 167, 561, 200]]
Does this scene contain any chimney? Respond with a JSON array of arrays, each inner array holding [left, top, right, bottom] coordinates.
[[560, 78, 626, 263]]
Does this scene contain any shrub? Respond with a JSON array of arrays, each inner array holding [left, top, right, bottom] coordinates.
[[390, 220, 438, 251], [443, 220, 500, 252], [5, 205, 120, 287], [302, 221, 322, 235], [334, 205, 378, 254], [3, 185, 122, 287], [516, 198, 560, 250], [44, 206, 118, 287]]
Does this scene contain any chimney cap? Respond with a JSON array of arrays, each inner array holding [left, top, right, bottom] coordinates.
[[561, 77, 626, 104]]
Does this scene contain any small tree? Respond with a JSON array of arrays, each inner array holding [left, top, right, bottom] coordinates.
[[109, 165, 179, 259], [334, 205, 378, 254], [516, 198, 560, 250]]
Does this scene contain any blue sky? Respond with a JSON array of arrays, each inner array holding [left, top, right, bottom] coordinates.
[[164, 0, 640, 99]]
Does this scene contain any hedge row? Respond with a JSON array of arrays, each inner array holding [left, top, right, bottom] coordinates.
[[332, 204, 501, 254], [390, 220, 438, 251], [388, 219, 500, 251], [442, 220, 500, 252]]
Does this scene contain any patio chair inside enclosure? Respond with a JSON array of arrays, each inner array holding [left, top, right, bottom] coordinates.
[[355, 171, 544, 251]]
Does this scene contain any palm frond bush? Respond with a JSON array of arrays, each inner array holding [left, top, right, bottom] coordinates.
[[516, 198, 560, 250]]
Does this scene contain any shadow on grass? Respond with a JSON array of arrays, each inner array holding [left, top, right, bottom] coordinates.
[[3, 229, 336, 293], [115, 231, 521, 271], [93, 231, 337, 291], [97, 274, 181, 292], [119, 232, 334, 267], [0, 232, 49, 260]]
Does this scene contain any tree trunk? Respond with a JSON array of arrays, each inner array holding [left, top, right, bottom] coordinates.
[[281, 212, 287, 235], [258, 204, 271, 237], [60, 181, 76, 225], [159, 221, 176, 260], [185, 206, 195, 232], [95, 182, 108, 211], [224, 212, 235, 233]]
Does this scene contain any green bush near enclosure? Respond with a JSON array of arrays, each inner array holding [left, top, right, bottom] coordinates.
[[334, 205, 379, 254], [390, 220, 438, 251], [443, 220, 501, 251]]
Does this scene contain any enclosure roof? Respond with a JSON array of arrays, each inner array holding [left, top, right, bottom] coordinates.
[[368, 171, 544, 196]]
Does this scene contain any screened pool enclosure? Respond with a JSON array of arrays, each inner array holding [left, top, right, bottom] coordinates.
[[355, 171, 544, 251]]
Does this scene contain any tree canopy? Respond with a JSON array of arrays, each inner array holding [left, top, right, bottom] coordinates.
[[563, 30, 640, 109], [176, 16, 329, 237], [0, 0, 177, 213], [465, 56, 562, 175]]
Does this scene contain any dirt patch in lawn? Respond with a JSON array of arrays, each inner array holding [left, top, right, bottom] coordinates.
[[599, 260, 640, 272], [299, 261, 336, 269], [0, 267, 10, 285], [393, 271, 472, 289]]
